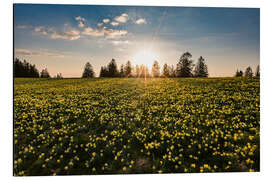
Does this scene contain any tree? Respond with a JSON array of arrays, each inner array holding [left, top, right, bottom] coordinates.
[[82, 62, 95, 78], [176, 52, 194, 77], [145, 66, 150, 78], [107, 59, 119, 77], [29, 64, 39, 78], [138, 64, 150, 78], [244, 66, 253, 77], [235, 69, 243, 77], [194, 56, 208, 77], [40, 68, 50, 78], [162, 63, 170, 77], [56, 73, 63, 79], [151, 60, 160, 78], [239, 70, 243, 77], [14, 58, 39, 77], [135, 65, 140, 78], [120, 64, 125, 77], [169, 65, 176, 77], [124, 60, 132, 77], [99, 66, 104, 77], [139, 65, 144, 78], [99, 66, 108, 77], [255, 65, 260, 77]]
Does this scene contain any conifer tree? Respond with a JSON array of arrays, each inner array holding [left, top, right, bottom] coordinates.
[[151, 60, 160, 77], [194, 56, 208, 77], [82, 62, 95, 78], [176, 52, 194, 77]]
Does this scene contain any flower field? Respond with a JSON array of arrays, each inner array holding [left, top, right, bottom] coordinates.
[[14, 77, 260, 176]]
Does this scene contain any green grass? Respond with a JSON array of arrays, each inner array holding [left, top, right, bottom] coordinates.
[[14, 77, 260, 175]]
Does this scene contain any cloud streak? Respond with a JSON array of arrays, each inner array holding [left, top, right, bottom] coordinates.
[[16, 25, 32, 29], [111, 40, 130, 46], [75, 16, 85, 22], [50, 29, 81, 40], [82, 27, 104, 37], [15, 48, 66, 58], [111, 22, 119, 26], [34, 26, 45, 32], [34, 26, 81, 40], [82, 26, 128, 39]]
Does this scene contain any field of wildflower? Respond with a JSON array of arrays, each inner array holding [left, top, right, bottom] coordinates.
[[14, 77, 260, 176]]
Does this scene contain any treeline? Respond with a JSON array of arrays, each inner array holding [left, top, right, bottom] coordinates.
[[14, 58, 39, 77], [14, 52, 260, 78], [82, 51, 209, 78], [14, 58, 62, 78], [235, 65, 260, 77]]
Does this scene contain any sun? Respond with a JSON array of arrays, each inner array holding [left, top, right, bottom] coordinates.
[[132, 50, 159, 69]]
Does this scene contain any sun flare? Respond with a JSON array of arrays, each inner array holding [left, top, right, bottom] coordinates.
[[132, 50, 159, 69]]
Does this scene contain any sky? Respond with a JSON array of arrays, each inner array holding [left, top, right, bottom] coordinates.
[[14, 4, 260, 77]]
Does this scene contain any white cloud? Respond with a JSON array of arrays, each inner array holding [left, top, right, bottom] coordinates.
[[34, 26, 81, 40], [114, 13, 128, 23], [78, 21, 84, 28], [82, 27, 94, 34], [75, 16, 86, 28], [111, 40, 129, 46], [105, 29, 128, 39], [16, 25, 32, 29], [111, 22, 119, 26], [34, 26, 48, 36], [34, 26, 44, 32], [41, 31, 47, 35], [82, 27, 105, 37], [103, 19, 110, 23], [33, 20, 128, 41], [65, 30, 80, 36], [75, 16, 85, 22], [82, 27, 128, 39], [135, 18, 147, 25], [97, 23, 103, 27], [50, 29, 80, 40]]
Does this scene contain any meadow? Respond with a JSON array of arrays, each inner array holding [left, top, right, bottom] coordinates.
[[14, 77, 260, 176]]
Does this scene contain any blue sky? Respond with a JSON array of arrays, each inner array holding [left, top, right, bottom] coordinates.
[[14, 4, 260, 77]]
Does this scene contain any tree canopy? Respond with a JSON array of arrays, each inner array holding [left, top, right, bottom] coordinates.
[[162, 63, 170, 77], [14, 58, 39, 77], [235, 69, 243, 77], [82, 62, 95, 78], [151, 60, 160, 78], [16, 52, 260, 79], [194, 56, 208, 77], [176, 52, 194, 77], [255, 65, 260, 77], [40, 68, 51, 78], [108, 59, 119, 77], [124, 60, 132, 77], [245, 66, 253, 77]]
